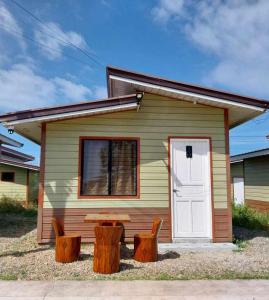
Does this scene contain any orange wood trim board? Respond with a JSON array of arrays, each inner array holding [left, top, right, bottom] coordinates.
[[224, 109, 233, 240], [37, 122, 46, 243]]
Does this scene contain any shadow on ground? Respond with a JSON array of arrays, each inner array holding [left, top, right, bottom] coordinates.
[[233, 225, 269, 241], [120, 244, 180, 261], [0, 213, 37, 238], [0, 246, 51, 258]]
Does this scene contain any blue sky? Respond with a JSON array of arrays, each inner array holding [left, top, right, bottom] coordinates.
[[0, 0, 269, 165]]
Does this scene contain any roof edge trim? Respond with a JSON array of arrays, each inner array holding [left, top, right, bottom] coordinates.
[[110, 75, 265, 112], [107, 66, 269, 109], [3, 102, 138, 126]]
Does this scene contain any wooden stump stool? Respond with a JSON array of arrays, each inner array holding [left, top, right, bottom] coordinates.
[[52, 218, 81, 263], [133, 218, 163, 263], [93, 225, 123, 274]]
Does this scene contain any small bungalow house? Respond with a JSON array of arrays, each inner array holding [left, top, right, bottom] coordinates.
[[231, 148, 269, 212], [0, 133, 39, 205], [0, 66, 268, 244]]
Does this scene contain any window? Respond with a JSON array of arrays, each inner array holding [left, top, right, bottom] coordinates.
[[80, 138, 138, 197], [1, 172, 15, 182]]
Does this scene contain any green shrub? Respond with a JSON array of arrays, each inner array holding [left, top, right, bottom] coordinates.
[[232, 203, 269, 231], [0, 196, 37, 217]]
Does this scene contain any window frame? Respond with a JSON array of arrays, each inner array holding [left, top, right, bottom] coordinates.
[[78, 136, 140, 199], [1, 171, 15, 183]]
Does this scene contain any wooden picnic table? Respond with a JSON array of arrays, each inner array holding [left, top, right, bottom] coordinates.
[[84, 213, 131, 226]]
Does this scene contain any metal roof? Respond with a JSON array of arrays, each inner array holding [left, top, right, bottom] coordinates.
[[0, 159, 39, 171], [231, 148, 269, 162], [0, 133, 23, 148]]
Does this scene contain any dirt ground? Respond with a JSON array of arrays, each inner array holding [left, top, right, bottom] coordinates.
[[1, 214, 269, 280]]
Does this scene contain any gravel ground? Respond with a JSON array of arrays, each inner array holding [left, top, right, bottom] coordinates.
[[1, 222, 269, 280]]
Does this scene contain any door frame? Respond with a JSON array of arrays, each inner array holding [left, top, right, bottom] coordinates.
[[168, 136, 215, 241]]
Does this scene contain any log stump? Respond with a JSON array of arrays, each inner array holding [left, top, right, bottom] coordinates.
[[133, 218, 163, 263], [52, 218, 81, 263], [93, 225, 123, 274], [133, 234, 158, 262], [55, 235, 81, 263]]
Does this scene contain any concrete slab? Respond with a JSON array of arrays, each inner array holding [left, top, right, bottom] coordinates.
[[158, 242, 237, 253], [0, 280, 269, 299]]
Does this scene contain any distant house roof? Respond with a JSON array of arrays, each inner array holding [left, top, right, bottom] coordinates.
[[0, 134, 37, 168], [0, 159, 39, 171], [1, 146, 34, 162], [0, 133, 23, 148], [231, 148, 269, 163]]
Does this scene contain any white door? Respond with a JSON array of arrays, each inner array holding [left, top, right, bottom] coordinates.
[[233, 177, 244, 205], [170, 139, 212, 240]]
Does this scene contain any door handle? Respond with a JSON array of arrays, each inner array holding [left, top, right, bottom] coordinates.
[[173, 189, 182, 196]]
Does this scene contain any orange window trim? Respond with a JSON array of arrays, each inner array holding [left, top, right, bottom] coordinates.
[[78, 136, 140, 200]]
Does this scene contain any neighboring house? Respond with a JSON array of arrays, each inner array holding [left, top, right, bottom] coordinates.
[[0, 66, 268, 244], [231, 148, 269, 212], [0, 133, 39, 205]]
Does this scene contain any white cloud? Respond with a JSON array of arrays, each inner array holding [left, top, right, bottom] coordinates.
[[152, 0, 269, 98], [53, 77, 92, 101], [0, 2, 26, 49], [0, 63, 93, 112], [94, 85, 107, 99], [34, 22, 88, 60], [152, 0, 185, 24]]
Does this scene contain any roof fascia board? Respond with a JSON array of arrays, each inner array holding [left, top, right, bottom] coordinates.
[[0, 94, 137, 123], [0, 134, 23, 148], [3, 102, 138, 126], [230, 160, 243, 164], [231, 149, 269, 161], [0, 160, 39, 171], [1, 146, 34, 161], [109, 75, 265, 112]]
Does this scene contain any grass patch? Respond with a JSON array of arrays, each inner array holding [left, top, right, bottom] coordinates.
[[0, 274, 18, 280], [0, 196, 37, 217], [232, 203, 269, 231], [232, 237, 248, 252]]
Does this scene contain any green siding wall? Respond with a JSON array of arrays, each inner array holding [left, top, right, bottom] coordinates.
[[44, 93, 228, 209], [231, 162, 244, 179], [0, 164, 27, 201], [245, 156, 269, 202]]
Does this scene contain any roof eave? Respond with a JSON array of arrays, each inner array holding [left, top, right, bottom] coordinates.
[[0, 94, 138, 123], [0, 159, 39, 171], [106, 66, 269, 109]]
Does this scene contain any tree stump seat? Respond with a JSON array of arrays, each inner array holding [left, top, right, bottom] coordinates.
[[52, 218, 81, 263], [133, 218, 163, 263], [93, 225, 123, 274]]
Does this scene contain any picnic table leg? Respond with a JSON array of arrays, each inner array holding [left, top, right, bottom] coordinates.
[[117, 223, 125, 244]]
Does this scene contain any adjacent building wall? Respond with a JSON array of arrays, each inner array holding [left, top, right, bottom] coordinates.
[[39, 93, 232, 243], [0, 164, 27, 201], [230, 161, 244, 199], [0, 164, 39, 204], [244, 156, 269, 212]]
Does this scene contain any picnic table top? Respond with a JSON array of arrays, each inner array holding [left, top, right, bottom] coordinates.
[[84, 213, 131, 223]]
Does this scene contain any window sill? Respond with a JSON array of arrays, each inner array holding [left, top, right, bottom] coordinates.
[[78, 195, 140, 200]]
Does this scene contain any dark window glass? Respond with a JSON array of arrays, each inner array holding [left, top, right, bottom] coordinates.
[[81, 139, 137, 196], [1, 172, 15, 182]]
